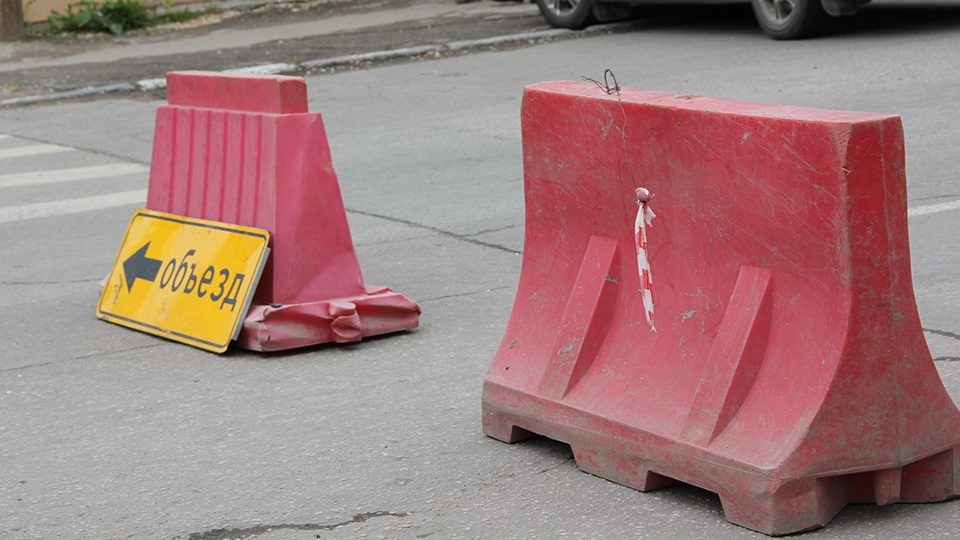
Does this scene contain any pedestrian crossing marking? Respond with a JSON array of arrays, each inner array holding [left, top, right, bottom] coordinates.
[[0, 163, 148, 189], [0, 143, 76, 160], [909, 200, 960, 218], [0, 189, 147, 223]]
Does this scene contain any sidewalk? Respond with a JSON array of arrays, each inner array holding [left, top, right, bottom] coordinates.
[[0, 0, 598, 104], [1, 0, 542, 71]]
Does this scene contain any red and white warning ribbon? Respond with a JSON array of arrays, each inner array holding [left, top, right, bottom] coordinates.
[[634, 188, 656, 332]]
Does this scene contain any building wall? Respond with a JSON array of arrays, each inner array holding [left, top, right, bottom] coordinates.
[[23, 0, 195, 24]]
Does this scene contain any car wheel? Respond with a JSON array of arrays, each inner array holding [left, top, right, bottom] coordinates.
[[535, 0, 596, 29], [751, 0, 827, 39]]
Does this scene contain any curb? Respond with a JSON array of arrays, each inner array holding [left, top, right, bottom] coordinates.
[[0, 22, 630, 108], [0, 83, 136, 107]]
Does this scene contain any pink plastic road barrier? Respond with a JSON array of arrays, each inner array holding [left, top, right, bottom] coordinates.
[[482, 81, 960, 535], [146, 71, 420, 351]]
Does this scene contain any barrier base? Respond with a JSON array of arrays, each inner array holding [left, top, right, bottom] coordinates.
[[483, 383, 960, 536], [237, 285, 421, 351]]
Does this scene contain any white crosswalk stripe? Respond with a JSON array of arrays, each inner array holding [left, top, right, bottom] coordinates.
[[0, 163, 148, 189], [908, 200, 960, 218], [0, 133, 147, 224], [0, 143, 76, 160], [0, 190, 148, 223]]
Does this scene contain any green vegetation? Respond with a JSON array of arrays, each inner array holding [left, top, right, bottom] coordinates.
[[48, 0, 218, 35], [151, 2, 209, 24]]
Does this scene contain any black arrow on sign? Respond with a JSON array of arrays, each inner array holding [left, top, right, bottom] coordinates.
[[123, 242, 163, 293]]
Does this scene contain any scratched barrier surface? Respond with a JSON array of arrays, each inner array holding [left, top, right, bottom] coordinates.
[[481, 81, 960, 535], [146, 71, 420, 351]]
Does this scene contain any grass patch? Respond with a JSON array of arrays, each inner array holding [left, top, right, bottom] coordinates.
[[48, 0, 219, 35]]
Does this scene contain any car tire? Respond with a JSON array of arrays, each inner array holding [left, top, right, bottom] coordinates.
[[751, 0, 827, 39], [535, 0, 596, 29]]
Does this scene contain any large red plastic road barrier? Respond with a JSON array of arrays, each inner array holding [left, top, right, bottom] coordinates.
[[482, 81, 960, 535], [146, 71, 420, 351]]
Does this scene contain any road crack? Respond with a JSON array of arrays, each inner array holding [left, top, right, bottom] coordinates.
[[0, 343, 165, 372], [345, 207, 521, 254], [924, 327, 960, 341], [418, 285, 513, 304], [185, 511, 409, 539], [923, 328, 960, 362]]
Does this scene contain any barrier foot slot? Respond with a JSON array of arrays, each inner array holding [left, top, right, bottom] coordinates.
[[900, 446, 959, 503], [572, 441, 679, 492], [717, 476, 848, 536], [481, 412, 537, 444]]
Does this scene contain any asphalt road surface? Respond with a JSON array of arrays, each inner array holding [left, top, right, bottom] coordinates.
[[2, 0, 960, 538]]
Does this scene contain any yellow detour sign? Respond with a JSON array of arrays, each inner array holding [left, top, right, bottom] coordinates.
[[97, 209, 271, 353]]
